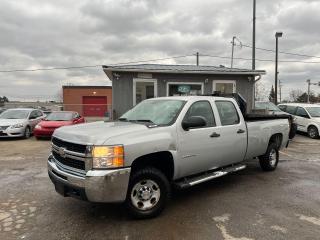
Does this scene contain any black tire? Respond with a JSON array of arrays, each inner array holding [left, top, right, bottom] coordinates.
[[308, 126, 319, 139], [259, 143, 279, 171], [125, 167, 170, 219], [24, 126, 31, 139]]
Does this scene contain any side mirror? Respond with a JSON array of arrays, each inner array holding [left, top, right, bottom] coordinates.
[[182, 116, 207, 130]]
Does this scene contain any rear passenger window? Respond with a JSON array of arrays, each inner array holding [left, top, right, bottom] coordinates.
[[184, 101, 216, 127], [215, 101, 240, 126]]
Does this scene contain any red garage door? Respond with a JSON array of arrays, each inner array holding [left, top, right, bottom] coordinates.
[[83, 96, 107, 117]]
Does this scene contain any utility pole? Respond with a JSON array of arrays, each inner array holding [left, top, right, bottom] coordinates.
[[307, 79, 310, 103], [196, 52, 199, 66], [252, 0, 256, 70], [275, 32, 283, 105], [231, 36, 236, 68]]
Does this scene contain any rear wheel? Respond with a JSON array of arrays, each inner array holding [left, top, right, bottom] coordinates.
[[125, 167, 170, 219], [308, 126, 319, 139], [24, 126, 31, 139], [259, 143, 279, 171]]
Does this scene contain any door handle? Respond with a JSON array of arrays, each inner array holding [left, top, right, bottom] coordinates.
[[237, 129, 245, 134], [210, 132, 220, 138]]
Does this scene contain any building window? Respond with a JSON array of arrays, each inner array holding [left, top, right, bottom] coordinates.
[[212, 80, 236, 94], [167, 82, 204, 96]]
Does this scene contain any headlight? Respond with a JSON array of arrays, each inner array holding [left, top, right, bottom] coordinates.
[[92, 145, 124, 168], [11, 123, 24, 129], [35, 125, 42, 129]]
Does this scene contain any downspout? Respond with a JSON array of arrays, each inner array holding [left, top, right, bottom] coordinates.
[[252, 74, 261, 112]]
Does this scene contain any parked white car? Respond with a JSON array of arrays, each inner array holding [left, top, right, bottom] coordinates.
[[278, 103, 320, 139], [0, 108, 45, 138]]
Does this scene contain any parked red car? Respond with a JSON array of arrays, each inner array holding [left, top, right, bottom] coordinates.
[[34, 111, 85, 139]]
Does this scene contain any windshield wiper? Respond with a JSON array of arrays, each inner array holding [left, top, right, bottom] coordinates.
[[118, 118, 128, 121], [134, 119, 155, 123]]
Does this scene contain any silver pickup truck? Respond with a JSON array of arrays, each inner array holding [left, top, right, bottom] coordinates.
[[48, 96, 290, 218]]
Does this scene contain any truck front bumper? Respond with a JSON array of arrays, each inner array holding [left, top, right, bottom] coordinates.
[[48, 156, 131, 203]]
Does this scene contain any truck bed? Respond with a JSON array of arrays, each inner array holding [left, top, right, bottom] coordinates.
[[244, 113, 291, 122]]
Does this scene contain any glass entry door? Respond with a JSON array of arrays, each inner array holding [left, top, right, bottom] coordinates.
[[133, 79, 157, 105]]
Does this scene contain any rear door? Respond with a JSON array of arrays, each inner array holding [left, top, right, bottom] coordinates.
[[214, 100, 247, 166]]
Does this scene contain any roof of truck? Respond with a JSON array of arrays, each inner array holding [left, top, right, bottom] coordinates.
[[146, 96, 234, 101]]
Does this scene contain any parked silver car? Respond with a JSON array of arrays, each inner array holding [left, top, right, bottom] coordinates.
[[0, 108, 45, 138]]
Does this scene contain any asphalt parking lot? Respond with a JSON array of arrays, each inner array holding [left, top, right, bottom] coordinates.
[[0, 134, 319, 240]]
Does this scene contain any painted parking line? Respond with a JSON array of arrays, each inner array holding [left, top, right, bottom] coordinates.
[[279, 151, 292, 157]]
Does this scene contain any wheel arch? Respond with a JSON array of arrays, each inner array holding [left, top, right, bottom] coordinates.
[[268, 133, 283, 150], [131, 151, 175, 181]]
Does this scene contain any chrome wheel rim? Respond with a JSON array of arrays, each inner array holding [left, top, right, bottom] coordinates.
[[25, 128, 30, 138], [269, 149, 277, 166], [309, 128, 317, 138], [131, 179, 160, 211]]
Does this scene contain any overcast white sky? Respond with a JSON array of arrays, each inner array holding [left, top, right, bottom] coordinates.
[[0, 0, 320, 101]]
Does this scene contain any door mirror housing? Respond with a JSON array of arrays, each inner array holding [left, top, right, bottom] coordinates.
[[182, 116, 207, 130]]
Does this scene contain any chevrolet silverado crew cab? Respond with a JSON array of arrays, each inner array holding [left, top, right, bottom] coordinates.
[[48, 95, 290, 218]]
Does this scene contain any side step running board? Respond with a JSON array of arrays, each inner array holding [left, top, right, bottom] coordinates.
[[174, 164, 246, 189]]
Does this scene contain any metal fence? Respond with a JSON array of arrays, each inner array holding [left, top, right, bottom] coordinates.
[[2, 102, 113, 121]]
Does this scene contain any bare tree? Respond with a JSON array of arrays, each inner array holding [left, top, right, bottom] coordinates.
[[255, 82, 269, 101], [289, 89, 303, 102]]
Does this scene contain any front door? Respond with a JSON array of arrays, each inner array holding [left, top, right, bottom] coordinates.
[[295, 107, 310, 132], [177, 100, 221, 177], [133, 79, 157, 105]]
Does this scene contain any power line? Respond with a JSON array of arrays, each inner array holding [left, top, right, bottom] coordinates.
[[200, 53, 320, 64], [240, 43, 320, 59], [0, 54, 194, 73]]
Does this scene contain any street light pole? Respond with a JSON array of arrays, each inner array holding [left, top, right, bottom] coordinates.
[[307, 79, 311, 103], [275, 32, 283, 105], [252, 0, 256, 70]]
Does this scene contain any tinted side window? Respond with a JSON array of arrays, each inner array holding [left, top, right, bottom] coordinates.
[[278, 105, 287, 111], [36, 111, 43, 117], [296, 107, 308, 117], [184, 101, 215, 127], [216, 101, 240, 126], [29, 111, 38, 119], [286, 106, 297, 115]]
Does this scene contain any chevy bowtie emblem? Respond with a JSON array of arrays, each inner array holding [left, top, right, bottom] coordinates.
[[59, 147, 67, 158]]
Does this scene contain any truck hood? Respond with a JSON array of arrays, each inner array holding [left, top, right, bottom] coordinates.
[[53, 121, 148, 145], [0, 119, 26, 126]]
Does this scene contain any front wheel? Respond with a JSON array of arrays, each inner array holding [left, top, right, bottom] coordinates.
[[125, 167, 170, 219], [24, 126, 31, 139], [308, 126, 319, 139], [259, 143, 279, 171]]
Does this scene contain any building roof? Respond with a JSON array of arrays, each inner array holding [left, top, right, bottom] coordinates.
[[63, 85, 112, 89], [103, 64, 266, 79]]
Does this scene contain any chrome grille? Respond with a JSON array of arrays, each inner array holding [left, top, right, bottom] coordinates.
[[0, 126, 9, 130], [51, 137, 89, 176], [52, 137, 87, 154]]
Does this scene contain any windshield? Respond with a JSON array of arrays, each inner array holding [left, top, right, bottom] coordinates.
[[120, 100, 186, 125], [0, 109, 30, 119], [45, 112, 74, 121], [306, 107, 320, 117], [255, 102, 281, 112]]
